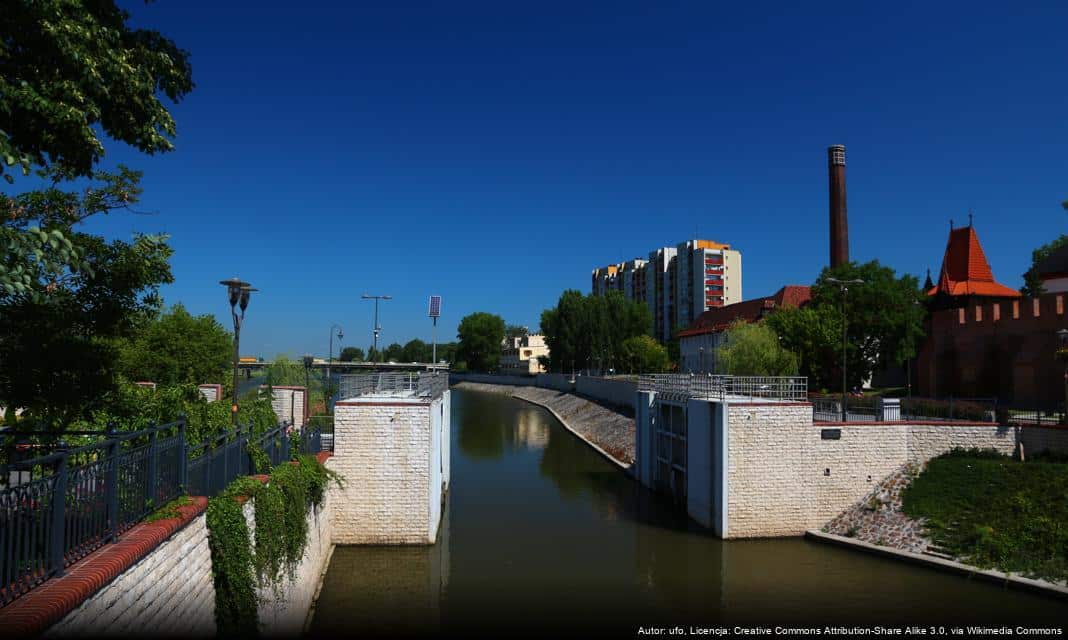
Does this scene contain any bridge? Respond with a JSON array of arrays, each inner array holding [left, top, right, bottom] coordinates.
[[238, 361, 449, 373]]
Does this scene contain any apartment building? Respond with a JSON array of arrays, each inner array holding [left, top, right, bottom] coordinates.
[[592, 241, 742, 342], [499, 334, 550, 375]]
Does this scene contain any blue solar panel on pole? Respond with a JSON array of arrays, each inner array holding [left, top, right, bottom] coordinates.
[[428, 295, 442, 318]]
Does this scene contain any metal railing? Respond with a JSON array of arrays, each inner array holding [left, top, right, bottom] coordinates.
[[0, 417, 328, 606], [637, 374, 808, 402], [811, 395, 1002, 423], [338, 371, 447, 401]]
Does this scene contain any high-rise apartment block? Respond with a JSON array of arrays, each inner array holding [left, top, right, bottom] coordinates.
[[592, 240, 742, 342]]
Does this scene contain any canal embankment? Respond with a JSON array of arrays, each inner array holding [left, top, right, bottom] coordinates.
[[450, 381, 634, 470], [815, 450, 1068, 600]]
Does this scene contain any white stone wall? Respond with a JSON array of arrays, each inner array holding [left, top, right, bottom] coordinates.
[[907, 424, 1018, 464], [722, 405, 1045, 538], [328, 399, 441, 544], [48, 515, 217, 637], [249, 487, 334, 636], [267, 387, 306, 427]]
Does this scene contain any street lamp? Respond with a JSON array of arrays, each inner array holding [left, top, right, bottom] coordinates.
[[361, 294, 392, 363], [327, 324, 343, 383], [220, 277, 255, 426], [825, 277, 864, 422], [905, 299, 922, 420], [303, 354, 313, 398]]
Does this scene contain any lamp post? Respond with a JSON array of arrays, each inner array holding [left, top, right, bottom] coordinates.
[[361, 294, 392, 363], [698, 346, 705, 374], [327, 324, 343, 383], [905, 299, 921, 420], [303, 354, 313, 398], [220, 277, 255, 426], [826, 277, 864, 422]]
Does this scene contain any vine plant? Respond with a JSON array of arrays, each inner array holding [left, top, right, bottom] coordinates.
[[205, 454, 342, 636]]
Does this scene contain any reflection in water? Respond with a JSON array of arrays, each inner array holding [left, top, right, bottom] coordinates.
[[311, 389, 1064, 636]]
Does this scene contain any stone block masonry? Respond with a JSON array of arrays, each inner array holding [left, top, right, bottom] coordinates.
[[265, 385, 307, 427], [328, 391, 450, 545]]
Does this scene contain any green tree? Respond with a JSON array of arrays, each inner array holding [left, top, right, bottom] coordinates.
[[716, 320, 799, 377], [383, 342, 404, 362], [505, 324, 529, 339], [118, 304, 232, 386], [0, 232, 173, 427], [338, 346, 364, 362], [765, 304, 843, 390], [802, 261, 926, 390], [540, 290, 651, 373], [457, 312, 506, 372], [1021, 235, 1068, 298], [0, 1, 193, 181], [401, 339, 430, 363], [619, 335, 670, 373]]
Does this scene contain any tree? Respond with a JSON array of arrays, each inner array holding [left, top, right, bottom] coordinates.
[[716, 320, 799, 377], [540, 290, 651, 373], [457, 312, 506, 372], [765, 304, 843, 391], [401, 339, 430, 363], [338, 346, 364, 362], [0, 2, 193, 182], [383, 342, 404, 362], [118, 304, 231, 386], [619, 335, 670, 373], [1021, 235, 1068, 298], [774, 261, 925, 391], [505, 324, 529, 339], [0, 231, 173, 427]]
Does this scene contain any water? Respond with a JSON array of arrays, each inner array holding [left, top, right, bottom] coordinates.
[[310, 389, 1064, 635]]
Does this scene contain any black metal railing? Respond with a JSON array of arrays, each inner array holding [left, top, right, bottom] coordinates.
[[338, 371, 448, 401], [812, 395, 1004, 423], [0, 417, 328, 606]]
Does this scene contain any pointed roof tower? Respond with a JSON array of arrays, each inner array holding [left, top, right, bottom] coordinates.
[[927, 221, 1020, 299]]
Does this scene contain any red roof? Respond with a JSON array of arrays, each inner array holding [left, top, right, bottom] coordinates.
[[678, 285, 811, 338], [927, 225, 1020, 298]]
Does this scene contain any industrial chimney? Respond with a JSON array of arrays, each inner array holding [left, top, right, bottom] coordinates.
[[828, 144, 849, 268]]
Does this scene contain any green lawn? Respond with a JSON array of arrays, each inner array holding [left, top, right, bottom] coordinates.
[[901, 449, 1068, 583]]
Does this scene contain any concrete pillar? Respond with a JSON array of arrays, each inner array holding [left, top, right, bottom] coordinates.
[[635, 391, 656, 490], [686, 399, 729, 537]]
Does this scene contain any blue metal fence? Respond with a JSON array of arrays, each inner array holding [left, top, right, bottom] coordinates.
[[0, 418, 327, 606]]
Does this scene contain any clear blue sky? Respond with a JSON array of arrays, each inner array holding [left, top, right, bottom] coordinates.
[[74, 1, 1067, 358]]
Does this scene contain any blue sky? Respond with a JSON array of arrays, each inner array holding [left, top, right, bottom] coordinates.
[[67, 1, 1068, 358]]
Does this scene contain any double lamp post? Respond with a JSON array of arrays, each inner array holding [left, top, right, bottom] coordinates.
[[220, 277, 256, 426]]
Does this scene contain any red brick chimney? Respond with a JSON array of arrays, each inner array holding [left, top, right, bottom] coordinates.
[[828, 144, 849, 268]]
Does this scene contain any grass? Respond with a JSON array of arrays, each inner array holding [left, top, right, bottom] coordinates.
[[144, 495, 194, 523], [901, 448, 1068, 583]]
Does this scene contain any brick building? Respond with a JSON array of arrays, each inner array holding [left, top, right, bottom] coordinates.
[[916, 293, 1067, 407]]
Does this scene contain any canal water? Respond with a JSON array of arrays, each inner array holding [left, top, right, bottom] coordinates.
[[310, 389, 1063, 635]]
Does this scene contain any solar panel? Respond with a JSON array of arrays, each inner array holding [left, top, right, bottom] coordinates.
[[428, 295, 442, 318]]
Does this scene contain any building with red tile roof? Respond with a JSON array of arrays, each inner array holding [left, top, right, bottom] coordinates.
[[927, 222, 1020, 309], [678, 285, 811, 372]]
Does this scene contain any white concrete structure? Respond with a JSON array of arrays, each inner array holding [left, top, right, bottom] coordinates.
[[328, 375, 450, 545], [262, 385, 307, 428]]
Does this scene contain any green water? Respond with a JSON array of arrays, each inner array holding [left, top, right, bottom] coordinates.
[[309, 389, 1064, 635]]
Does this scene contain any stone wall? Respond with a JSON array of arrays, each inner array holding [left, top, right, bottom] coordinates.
[[907, 423, 1018, 464], [575, 376, 637, 410], [34, 458, 336, 637], [266, 386, 307, 427], [46, 505, 216, 637], [250, 485, 334, 636], [328, 393, 448, 545]]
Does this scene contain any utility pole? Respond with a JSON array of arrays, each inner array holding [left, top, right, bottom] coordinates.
[[429, 296, 442, 367], [327, 324, 343, 389], [362, 294, 392, 363], [826, 277, 864, 422]]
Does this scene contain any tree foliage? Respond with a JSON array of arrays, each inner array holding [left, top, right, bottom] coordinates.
[[619, 335, 670, 373], [1021, 234, 1068, 298], [118, 304, 232, 386], [0, 230, 172, 427], [338, 346, 364, 362], [765, 304, 842, 390], [540, 290, 651, 373], [457, 312, 506, 372], [0, 1, 193, 181], [768, 261, 925, 391], [715, 320, 799, 377]]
